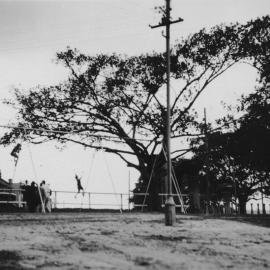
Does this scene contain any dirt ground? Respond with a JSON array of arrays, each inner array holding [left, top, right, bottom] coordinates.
[[0, 212, 269, 270]]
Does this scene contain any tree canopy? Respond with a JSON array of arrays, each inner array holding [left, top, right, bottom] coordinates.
[[232, 85, 270, 172], [191, 130, 268, 214], [1, 16, 270, 205], [191, 69, 270, 213]]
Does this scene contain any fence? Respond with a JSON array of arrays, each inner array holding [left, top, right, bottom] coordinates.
[[1, 188, 270, 214], [0, 188, 135, 211], [0, 188, 26, 208], [247, 202, 270, 215], [0, 188, 188, 212], [51, 191, 190, 212], [51, 190, 132, 211]]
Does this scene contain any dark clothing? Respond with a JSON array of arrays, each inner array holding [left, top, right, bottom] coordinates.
[[75, 175, 84, 192], [75, 175, 84, 198], [26, 182, 40, 212], [11, 144, 22, 166], [77, 181, 84, 191], [11, 144, 22, 158]]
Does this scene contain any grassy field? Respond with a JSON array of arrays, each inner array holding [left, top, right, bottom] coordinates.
[[0, 212, 269, 270]]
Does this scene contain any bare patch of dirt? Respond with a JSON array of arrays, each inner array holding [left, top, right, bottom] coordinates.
[[0, 213, 270, 269]]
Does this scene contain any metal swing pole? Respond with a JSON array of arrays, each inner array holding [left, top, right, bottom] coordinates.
[[27, 143, 46, 214]]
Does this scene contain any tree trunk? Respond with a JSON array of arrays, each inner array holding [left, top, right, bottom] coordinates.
[[133, 154, 165, 212], [140, 168, 163, 212], [191, 185, 201, 213], [238, 195, 248, 214], [148, 179, 162, 211]]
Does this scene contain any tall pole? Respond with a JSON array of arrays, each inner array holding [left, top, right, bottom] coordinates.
[[150, 0, 183, 226], [204, 108, 210, 215], [164, 0, 175, 226]]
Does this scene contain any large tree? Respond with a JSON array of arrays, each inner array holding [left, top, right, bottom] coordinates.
[[233, 85, 270, 172], [1, 16, 270, 209], [222, 84, 270, 200], [192, 77, 270, 213], [192, 131, 268, 214]]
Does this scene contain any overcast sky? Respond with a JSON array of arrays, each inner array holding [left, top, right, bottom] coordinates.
[[0, 0, 269, 207]]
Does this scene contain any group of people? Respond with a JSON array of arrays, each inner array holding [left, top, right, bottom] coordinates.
[[10, 144, 85, 210], [20, 174, 84, 212], [22, 180, 52, 213]]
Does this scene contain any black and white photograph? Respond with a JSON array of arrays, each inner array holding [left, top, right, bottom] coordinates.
[[0, 0, 269, 269]]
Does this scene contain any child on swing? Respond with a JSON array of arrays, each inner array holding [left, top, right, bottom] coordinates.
[[75, 174, 84, 198], [10, 143, 22, 166]]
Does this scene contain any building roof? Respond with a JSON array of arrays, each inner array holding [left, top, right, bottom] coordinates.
[[0, 178, 10, 189]]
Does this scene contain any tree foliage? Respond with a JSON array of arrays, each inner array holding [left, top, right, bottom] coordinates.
[[1, 16, 270, 210], [233, 85, 270, 172], [192, 130, 268, 213], [191, 77, 270, 212]]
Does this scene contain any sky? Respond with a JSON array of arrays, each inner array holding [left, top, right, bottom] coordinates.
[[0, 0, 269, 208]]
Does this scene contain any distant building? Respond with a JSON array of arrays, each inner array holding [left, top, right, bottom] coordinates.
[[0, 174, 24, 208], [0, 177, 11, 189]]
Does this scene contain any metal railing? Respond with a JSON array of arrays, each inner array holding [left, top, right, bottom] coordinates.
[[158, 193, 189, 213], [0, 189, 190, 212], [3, 188, 268, 215], [51, 190, 149, 211], [0, 188, 149, 211], [0, 188, 25, 208]]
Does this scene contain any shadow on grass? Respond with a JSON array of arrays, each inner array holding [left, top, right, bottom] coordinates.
[[211, 215, 270, 228], [0, 250, 25, 270]]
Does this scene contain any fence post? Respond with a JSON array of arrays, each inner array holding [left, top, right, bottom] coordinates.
[[128, 193, 130, 212], [54, 191, 57, 209], [88, 192, 91, 209], [257, 203, 260, 215], [251, 203, 253, 215], [18, 189, 22, 208], [263, 203, 266, 215], [120, 193, 123, 211]]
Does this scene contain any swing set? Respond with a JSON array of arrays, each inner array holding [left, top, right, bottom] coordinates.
[[9, 140, 46, 213], [139, 145, 188, 213], [9, 141, 124, 212], [71, 147, 123, 213], [1, 124, 188, 213]]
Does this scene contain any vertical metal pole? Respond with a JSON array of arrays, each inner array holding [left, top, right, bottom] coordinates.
[[37, 184, 45, 213], [120, 193, 123, 211], [128, 171, 131, 211], [88, 192, 91, 209], [54, 191, 57, 209], [164, 0, 176, 226], [204, 108, 210, 215]]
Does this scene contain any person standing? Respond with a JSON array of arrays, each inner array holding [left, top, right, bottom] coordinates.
[[28, 181, 39, 212], [39, 180, 52, 213], [44, 181, 52, 213]]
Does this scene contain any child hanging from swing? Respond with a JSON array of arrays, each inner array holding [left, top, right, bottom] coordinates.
[[75, 174, 85, 198], [10, 143, 22, 166]]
